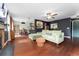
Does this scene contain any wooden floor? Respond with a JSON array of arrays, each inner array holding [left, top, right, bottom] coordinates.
[[14, 35, 79, 56]]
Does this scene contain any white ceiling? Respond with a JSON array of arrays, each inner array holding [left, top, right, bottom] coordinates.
[[5, 3, 79, 21]]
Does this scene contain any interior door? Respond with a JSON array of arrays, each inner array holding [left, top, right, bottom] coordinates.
[[10, 16, 15, 41], [72, 20, 79, 45], [72, 20, 79, 38]]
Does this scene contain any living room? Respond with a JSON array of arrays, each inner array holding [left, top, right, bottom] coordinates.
[[0, 3, 79, 56]]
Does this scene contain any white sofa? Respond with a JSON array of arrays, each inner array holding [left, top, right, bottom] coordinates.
[[42, 30, 64, 44], [29, 30, 64, 44]]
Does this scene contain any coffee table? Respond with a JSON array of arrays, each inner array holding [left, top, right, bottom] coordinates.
[[36, 37, 45, 47]]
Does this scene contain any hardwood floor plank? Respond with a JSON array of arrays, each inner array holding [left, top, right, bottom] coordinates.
[[14, 36, 79, 56]]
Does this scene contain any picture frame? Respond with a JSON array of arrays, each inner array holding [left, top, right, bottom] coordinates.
[[50, 23, 58, 29], [30, 23, 35, 30], [36, 21, 43, 29]]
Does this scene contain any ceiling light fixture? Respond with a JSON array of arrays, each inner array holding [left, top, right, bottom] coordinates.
[[44, 10, 58, 19]]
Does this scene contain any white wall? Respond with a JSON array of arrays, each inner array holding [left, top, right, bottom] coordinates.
[[0, 3, 2, 8], [13, 17, 35, 32], [7, 14, 11, 41]]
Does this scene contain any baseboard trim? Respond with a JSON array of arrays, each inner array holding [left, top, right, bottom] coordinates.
[[64, 36, 71, 39], [8, 39, 11, 41]]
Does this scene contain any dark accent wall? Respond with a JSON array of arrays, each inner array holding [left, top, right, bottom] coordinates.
[[49, 18, 71, 36], [35, 18, 72, 37], [35, 19, 49, 32]]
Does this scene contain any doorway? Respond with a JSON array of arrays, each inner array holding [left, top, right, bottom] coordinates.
[[72, 20, 79, 38], [14, 25, 20, 35], [72, 20, 79, 45]]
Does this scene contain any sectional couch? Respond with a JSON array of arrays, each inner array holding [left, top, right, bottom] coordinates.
[[29, 30, 64, 45]]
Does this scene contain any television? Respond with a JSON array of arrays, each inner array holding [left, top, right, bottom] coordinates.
[[21, 22, 25, 24]]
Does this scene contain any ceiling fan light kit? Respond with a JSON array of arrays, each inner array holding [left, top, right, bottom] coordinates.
[[44, 10, 58, 19]]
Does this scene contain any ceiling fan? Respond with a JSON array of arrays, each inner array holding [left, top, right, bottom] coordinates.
[[46, 12, 58, 19]]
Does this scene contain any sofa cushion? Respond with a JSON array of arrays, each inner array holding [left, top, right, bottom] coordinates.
[[46, 32, 52, 36], [33, 35, 42, 39]]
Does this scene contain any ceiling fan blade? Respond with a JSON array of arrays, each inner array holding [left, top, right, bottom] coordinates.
[[52, 17, 55, 19], [52, 13, 58, 16]]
